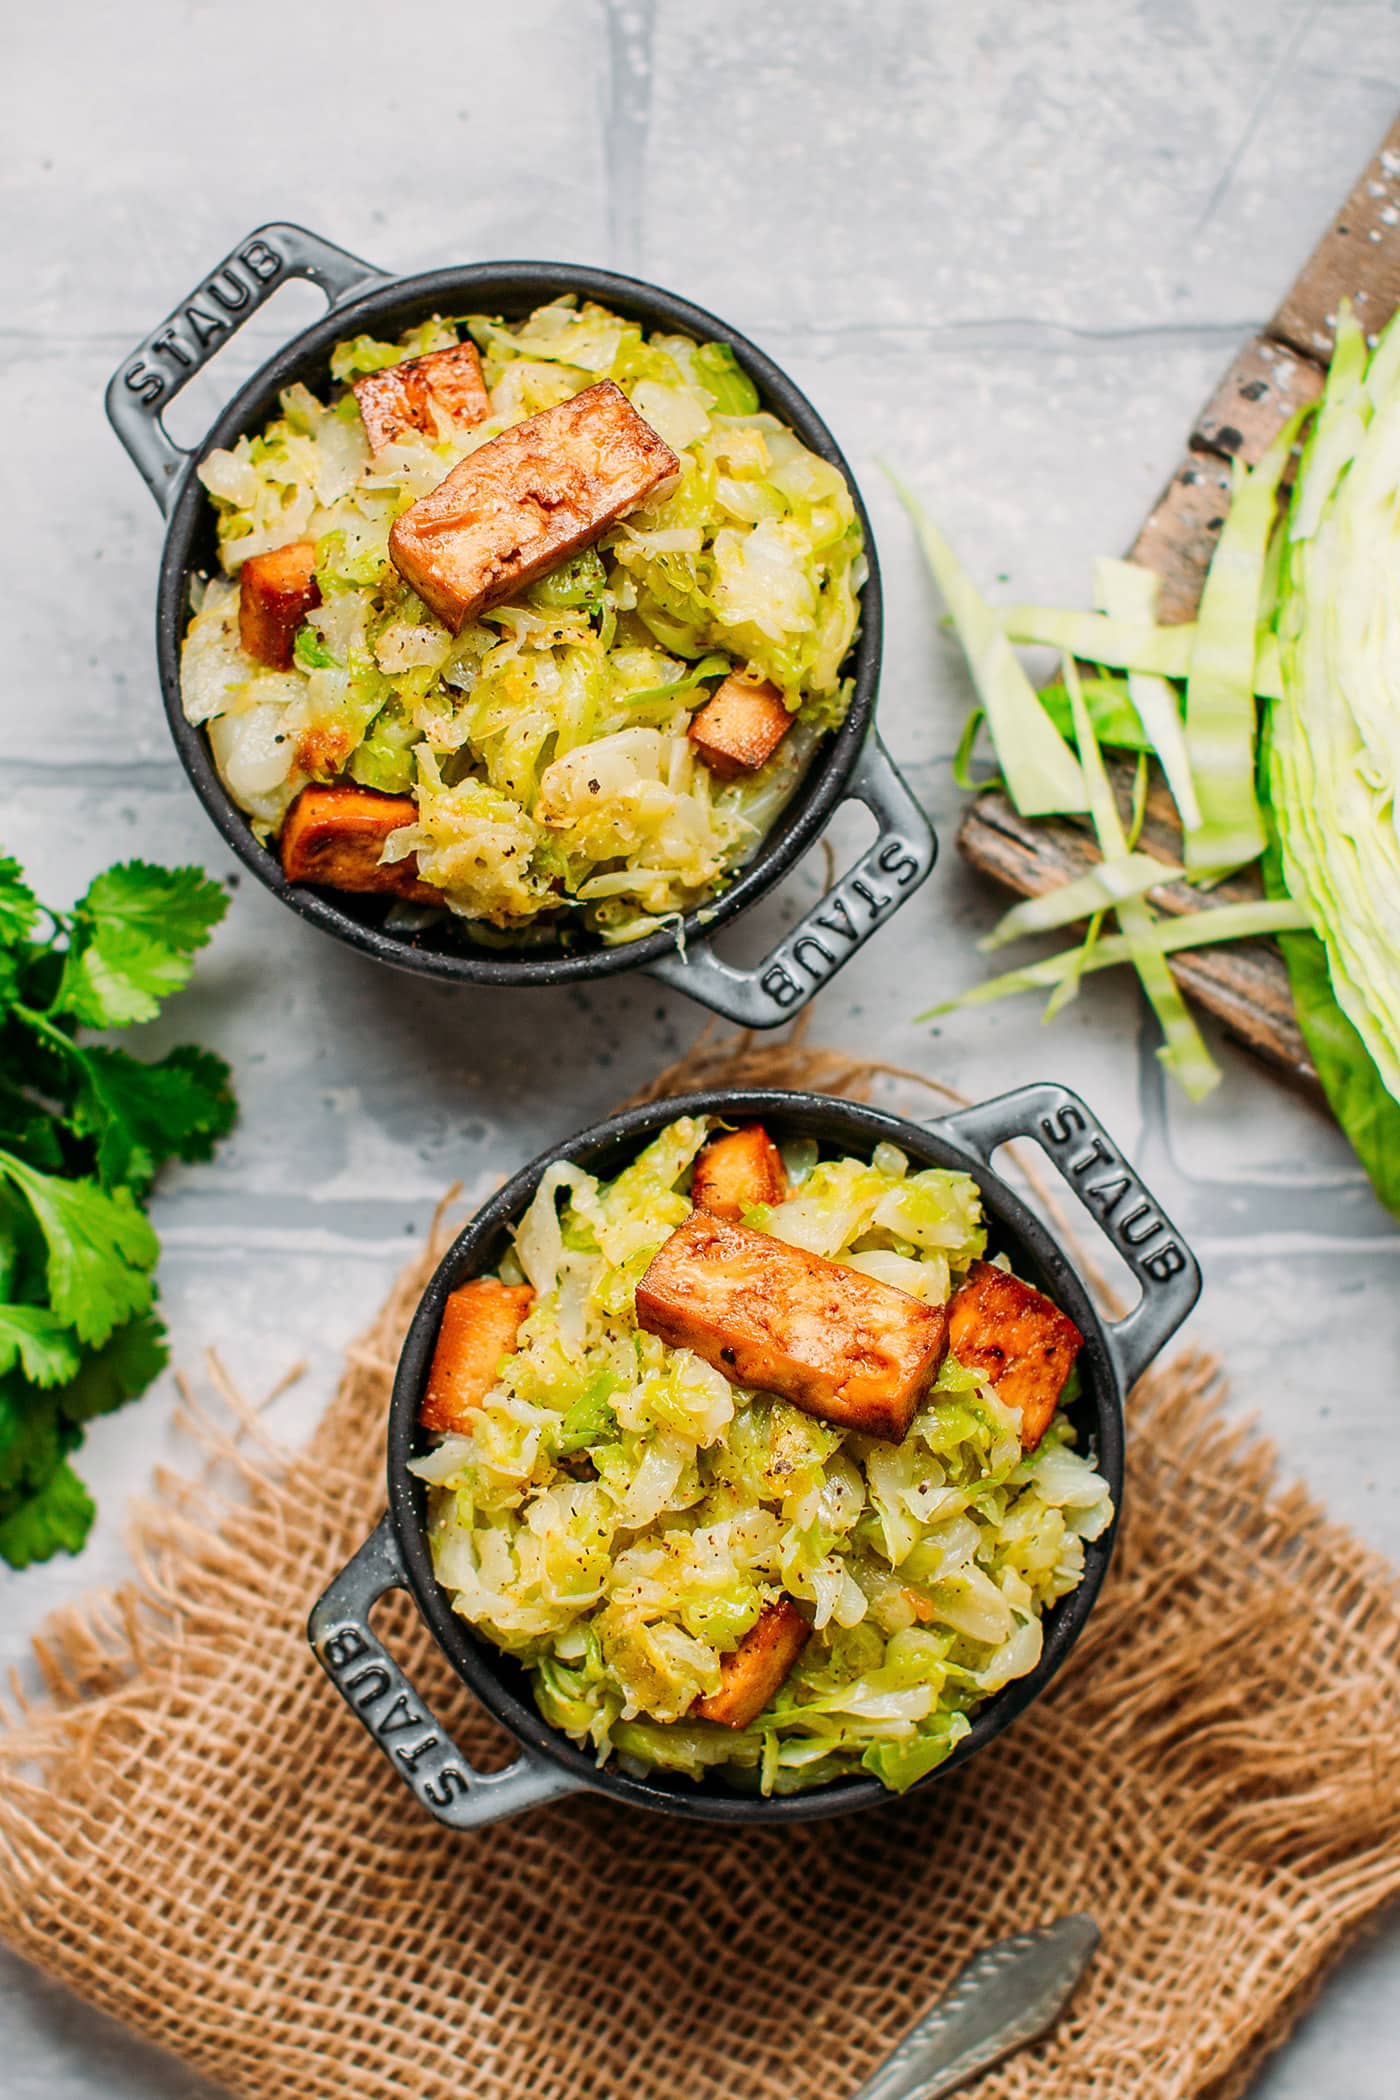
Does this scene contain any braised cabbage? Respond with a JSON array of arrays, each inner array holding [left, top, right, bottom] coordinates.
[[411, 1119, 1112, 1797], [183, 302, 863, 945]]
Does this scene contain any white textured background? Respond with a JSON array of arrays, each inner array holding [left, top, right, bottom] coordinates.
[[2, 2, 1398, 2093]]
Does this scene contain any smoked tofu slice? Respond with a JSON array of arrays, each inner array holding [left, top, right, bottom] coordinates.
[[946, 1260, 1084, 1453], [280, 785, 435, 902], [688, 675, 794, 777], [388, 379, 680, 632], [691, 1124, 788, 1223], [352, 342, 491, 455], [635, 1211, 948, 1442], [693, 1596, 809, 1729], [238, 541, 321, 669], [419, 1278, 536, 1434]]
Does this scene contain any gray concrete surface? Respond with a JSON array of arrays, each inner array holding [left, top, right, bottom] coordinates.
[[1, 1, 1397, 2092]]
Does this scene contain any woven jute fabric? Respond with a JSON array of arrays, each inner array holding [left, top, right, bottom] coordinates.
[[1, 1036, 1398, 2100]]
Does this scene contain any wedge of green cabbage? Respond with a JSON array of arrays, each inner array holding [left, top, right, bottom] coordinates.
[[1260, 718, 1400, 1217], [1269, 304, 1400, 1111]]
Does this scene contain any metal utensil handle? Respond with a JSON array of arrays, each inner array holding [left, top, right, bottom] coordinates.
[[105, 220, 390, 514], [850, 1914, 1099, 2100], [932, 1082, 1200, 1390], [647, 731, 935, 1027], [308, 1514, 583, 1830]]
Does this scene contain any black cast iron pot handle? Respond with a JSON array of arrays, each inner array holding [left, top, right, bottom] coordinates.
[[308, 1513, 586, 1829], [647, 730, 936, 1027], [931, 1081, 1201, 1392], [106, 221, 391, 515]]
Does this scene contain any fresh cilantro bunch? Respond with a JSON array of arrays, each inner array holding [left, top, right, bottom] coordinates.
[[0, 852, 236, 1568]]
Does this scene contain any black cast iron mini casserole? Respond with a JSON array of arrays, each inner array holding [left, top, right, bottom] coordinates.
[[309, 1083, 1200, 1829], [106, 222, 934, 1027]]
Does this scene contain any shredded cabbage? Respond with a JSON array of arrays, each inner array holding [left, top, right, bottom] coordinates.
[[998, 606, 1197, 678], [1181, 409, 1306, 875], [921, 896, 1309, 1017], [978, 852, 1176, 953], [182, 301, 862, 944], [413, 1118, 1112, 1797], [888, 471, 1086, 817], [1092, 559, 1201, 831], [1063, 658, 1221, 1100]]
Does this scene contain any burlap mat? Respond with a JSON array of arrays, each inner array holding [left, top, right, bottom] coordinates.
[[2, 1033, 1398, 2100]]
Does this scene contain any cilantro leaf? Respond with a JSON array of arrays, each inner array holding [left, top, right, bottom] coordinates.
[[0, 855, 40, 946], [0, 1305, 82, 1387], [74, 860, 230, 954], [54, 862, 229, 1029], [0, 1077, 66, 1174], [0, 847, 235, 1569], [72, 1043, 237, 1192], [56, 1315, 168, 1425], [0, 1458, 95, 1566], [0, 1379, 64, 1496], [56, 927, 196, 1028], [0, 1150, 158, 1345]]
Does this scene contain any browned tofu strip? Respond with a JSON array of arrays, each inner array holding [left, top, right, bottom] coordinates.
[[280, 784, 435, 902], [419, 1278, 536, 1434], [691, 1124, 788, 1223], [411, 342, 492, 428], [353, 365, 424, 454], [352, 342, 491, 455], [238, 541, 321, 669], [388, 379, 680, 631], [693, 1596, 809, 1729], [688, 675, 794, 777], [946, 1260, 1083, 1452], [635, 1211, 948, 1442]]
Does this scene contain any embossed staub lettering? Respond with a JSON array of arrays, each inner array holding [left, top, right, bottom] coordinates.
[[1142, 1241, 1187, 1281], [120, 235, 287, 419], [347, 1662, 393, 1709], [877, 837, 921, 887], [760, 961, 802, 1008], [813, 894, 857, 943], [423, 1766, 472, 1811], [758, 832, 924, 1012], [318, 1617, 473, 1814], [208, 266, 251, 313], [792, 934, 834, 976], [185, 302, 227, 347], [322, 1626, 370, 1671], [1039, 1104, 1087, 1147], [377, 1691, 426, 1738], [152, 327, 193, 370], [1037, 1096, 1177, 1269], [240, 236, 283, 284], [123, 360, 164, 404], [1082, 1172, 1131, 1212]]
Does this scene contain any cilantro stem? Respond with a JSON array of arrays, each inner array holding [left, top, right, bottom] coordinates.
[[12, 1003, 81, 1058]]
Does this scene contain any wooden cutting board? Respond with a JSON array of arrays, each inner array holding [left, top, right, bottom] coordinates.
[[956, 116, 1400, 1104]]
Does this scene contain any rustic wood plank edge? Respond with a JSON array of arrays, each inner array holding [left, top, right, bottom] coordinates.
[[956, 114, 1400, 1109]]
